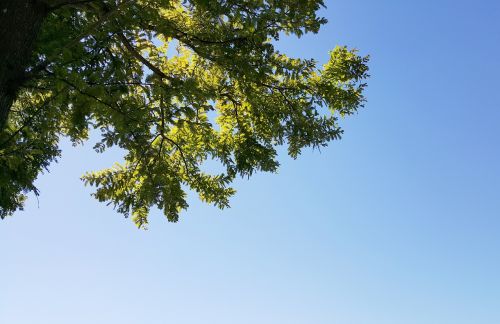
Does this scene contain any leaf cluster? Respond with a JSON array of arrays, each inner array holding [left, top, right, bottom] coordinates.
[[0, 0, 369, 227]]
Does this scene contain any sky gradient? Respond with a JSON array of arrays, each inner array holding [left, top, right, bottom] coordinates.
[[1, 1, 500, 323]]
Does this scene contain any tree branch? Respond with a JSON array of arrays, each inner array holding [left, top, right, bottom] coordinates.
[[116, 32, 172, 81]]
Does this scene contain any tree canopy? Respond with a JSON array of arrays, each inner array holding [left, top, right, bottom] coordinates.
[[0, 0, 369, 228]]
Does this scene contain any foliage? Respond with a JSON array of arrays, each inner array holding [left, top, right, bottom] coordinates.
[[0, 0, 369, 228]]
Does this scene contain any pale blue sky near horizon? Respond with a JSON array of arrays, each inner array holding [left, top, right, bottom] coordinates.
[[1, 1, 500, 323]]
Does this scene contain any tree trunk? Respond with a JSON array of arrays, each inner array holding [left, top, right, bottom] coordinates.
[[0, 0, 48, 131]]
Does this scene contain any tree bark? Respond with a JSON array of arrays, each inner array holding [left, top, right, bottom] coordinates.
[[0, 0, 48, 131]]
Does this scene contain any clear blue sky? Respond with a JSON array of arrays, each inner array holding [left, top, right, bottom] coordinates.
[[1, 1, 499, 323]]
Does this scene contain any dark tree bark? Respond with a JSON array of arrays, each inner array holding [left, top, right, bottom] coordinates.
[[0, 0, 48, 131]]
